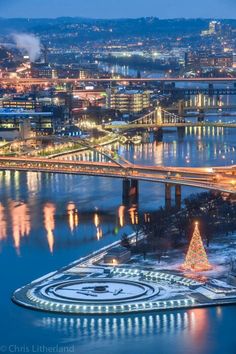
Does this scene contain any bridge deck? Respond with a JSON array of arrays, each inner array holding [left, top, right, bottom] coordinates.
[[0, 157, 235, 194], [103, 122, 236, 130]]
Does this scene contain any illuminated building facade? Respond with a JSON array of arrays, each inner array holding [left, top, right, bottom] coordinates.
[[106, 89, 150, 113], [201, 21, 222, 36], [103, 246, 131, 264], [2, 97, 38, 110], [31, 63, 57, 79], [0, 109, 53, 139], [185, 51, 233, 68]]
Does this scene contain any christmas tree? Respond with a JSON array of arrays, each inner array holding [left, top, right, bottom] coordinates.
[[182, 222, 212, 271]]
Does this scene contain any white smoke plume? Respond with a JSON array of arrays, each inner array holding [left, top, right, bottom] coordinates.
[[12, 33, 41, 62]]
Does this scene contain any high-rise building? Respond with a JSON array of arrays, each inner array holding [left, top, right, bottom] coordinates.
[[106, 88, 150, 113], [201, 20, 222, 36]]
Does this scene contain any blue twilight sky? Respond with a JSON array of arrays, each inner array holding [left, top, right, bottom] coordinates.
[[0, 0, 236, 19]]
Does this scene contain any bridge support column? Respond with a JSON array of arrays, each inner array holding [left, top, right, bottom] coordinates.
[[198, 109, 205, 122], [165, 183, 172, 210], [122, 179, 139, 206], [130, 179, 139, 205], [122, 179, 131, 206], [175, 185, 182, 210], [177, 126, 185, 138], [160, 81, 165, 94], [154, 128, 163, 141], [208, 83, 214, 96], [178, 100, 185, 117]]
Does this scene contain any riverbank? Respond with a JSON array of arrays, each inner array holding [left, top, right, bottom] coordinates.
[[12, 223, 236, 315]]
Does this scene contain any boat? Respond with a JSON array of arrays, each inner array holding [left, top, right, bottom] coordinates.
[[131, 135, 142, 144]]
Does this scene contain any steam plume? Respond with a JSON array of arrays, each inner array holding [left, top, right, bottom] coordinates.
[[12, 33, 41, 62]]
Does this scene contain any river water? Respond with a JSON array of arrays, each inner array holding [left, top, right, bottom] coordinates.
[[1, 122, 236, 354]]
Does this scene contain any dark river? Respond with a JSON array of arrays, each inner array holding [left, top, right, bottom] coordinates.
[[1, 121, 236, 354]]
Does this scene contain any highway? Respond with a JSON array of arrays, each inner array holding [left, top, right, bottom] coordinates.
[[1, 77, 236, 86], [0, 156, 235, 194], [102, 122, 236, 130]]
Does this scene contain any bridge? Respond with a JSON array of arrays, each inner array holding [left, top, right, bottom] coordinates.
[[167, 105, 236, 112], [102, 107, 236, 131], [0, 156, 235, 208], [162, 87, 236, 96], [1, 77, 236, 87]]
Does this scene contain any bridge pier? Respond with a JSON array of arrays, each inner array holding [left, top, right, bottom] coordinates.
[[130, 179, 139, 205], [165, 183, 172, 210], [154, 128, 163, 141], [178, 100, 185, 117], [122, 179, 131, 206], [122, 179, 139, 206], [197, 109, 205, 122], [165, 183, 182, 210], [208, 83, 214, 96], [177, 126, 185, 138], [160, 81, 166, 94], [175, 185, 182, 210]]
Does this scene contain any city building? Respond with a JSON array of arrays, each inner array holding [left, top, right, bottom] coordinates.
[[103, 246, 131, 265], [1, 96, 38, 110], [0, 109, 53, 140], [185, 51, 233, 69], [31, 62, 57, 79], [201, 21, 222, 36], [106, 88, 150, 113]]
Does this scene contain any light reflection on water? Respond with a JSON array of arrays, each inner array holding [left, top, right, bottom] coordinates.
[[0, 190, 138, 255], [43, 203, 56, 254], [36, 310, 197, 340], [0, 162, 147, 254], [67, 203, 79, 232], [32, 308, 214, 354], [63, 125, 236, 168], [0, 125, 236, 255], [0, 202, 6, 241], [0, 126, 236, 353]]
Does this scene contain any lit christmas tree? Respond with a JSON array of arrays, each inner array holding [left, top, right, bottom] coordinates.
[[182, 222, 212, 271]]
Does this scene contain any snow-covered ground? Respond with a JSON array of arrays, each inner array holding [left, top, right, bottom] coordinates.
[[132, 231, 236, 281]]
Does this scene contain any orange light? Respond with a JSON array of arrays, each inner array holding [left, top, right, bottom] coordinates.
[[43, 203, 56, 254]]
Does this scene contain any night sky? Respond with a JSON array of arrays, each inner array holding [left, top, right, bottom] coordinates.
[[0, 0, 235, 19]]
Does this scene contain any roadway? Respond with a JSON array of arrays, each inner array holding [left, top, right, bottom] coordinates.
[[1, 77, 236, 85], [167, 105, 236, 111], [0, 156, 235, 194], [102, 122, 236, 130]]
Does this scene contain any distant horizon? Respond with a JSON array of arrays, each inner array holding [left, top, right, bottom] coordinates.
[[0, 0, 235, 20], [0, 16, 235, 21]]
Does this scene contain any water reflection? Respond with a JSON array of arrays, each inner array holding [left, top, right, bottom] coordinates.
[[57, 123, 235, 169], [43, 203, 56, 253], [190, 308, 209, 350], [0, 124, 235, 255], [129, 206, 139, 225], [10, 201, 30, 254], [35, 309, 206, 342], [118, 206, 125, 227], [0, 198, 137, 254], [0, 202, 6, 241], [67, 203, 79, 232], [94, 212, 103, 240]]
